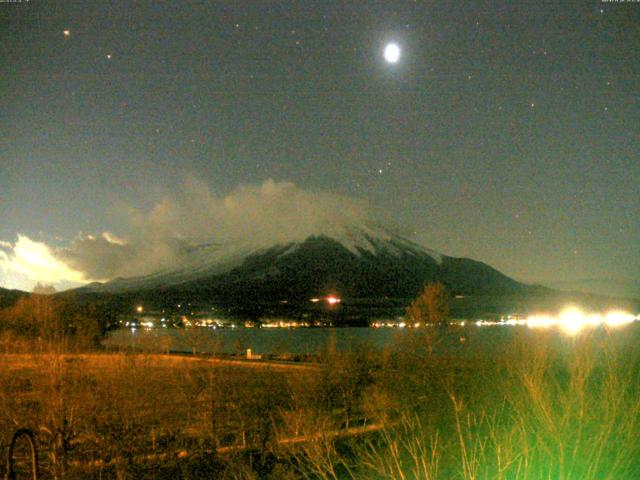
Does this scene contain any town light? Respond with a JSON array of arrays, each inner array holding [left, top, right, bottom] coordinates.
[[558, 307, 586, 335], [604, 310, 636, 327], [523, 307, 638, 335]]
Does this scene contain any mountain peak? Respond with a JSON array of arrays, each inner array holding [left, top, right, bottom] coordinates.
[[80, 224, 523, 301], [332, 224, 443, 263]]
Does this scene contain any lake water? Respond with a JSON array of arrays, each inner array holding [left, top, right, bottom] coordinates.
[[104, 322, 640, 356]]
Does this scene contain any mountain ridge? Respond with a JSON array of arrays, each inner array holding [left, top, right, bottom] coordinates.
[[64, 227, 640, 322], [545, 277, 640, 301], [79, 226, 526, 300]]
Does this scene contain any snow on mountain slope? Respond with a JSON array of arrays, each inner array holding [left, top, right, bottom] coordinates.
[[83, 223, 445, 293], [334, 224, 443, 263]]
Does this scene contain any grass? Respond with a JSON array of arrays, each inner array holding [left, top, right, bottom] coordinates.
[[333, 328, 640, 480], [0, 326, 639, 478]]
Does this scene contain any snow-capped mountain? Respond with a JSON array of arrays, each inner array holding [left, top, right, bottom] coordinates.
[[80, 223, 525, 300]]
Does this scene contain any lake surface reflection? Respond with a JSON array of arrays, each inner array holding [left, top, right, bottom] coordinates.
[[105, 322, 640, 356]]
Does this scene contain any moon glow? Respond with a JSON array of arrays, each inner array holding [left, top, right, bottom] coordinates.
[[384, 43, 401, 63]]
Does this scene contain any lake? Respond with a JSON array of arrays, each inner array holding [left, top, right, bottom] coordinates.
[[104, 321, 640, 356]]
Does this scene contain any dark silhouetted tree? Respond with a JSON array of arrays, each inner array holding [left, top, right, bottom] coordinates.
[[0, 294, 104, 350]]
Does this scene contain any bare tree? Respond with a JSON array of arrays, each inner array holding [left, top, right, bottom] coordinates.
[[406, 282, 450, 326]]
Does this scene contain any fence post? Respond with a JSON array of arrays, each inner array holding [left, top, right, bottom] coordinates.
[[4, 428, 39, 480]]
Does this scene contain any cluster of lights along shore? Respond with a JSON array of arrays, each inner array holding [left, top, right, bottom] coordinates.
[[128, 300, 638, 335], [371, 307, 639, 336]]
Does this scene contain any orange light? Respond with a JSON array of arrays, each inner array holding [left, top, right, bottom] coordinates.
[[326, 296, 341, 305]]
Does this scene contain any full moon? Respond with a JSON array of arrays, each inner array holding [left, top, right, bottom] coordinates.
[[384, 43, 401, 63]]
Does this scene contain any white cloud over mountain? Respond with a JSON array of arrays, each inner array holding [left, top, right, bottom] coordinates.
[[0, 235, 87, 291], [1, 180, 382, 290]]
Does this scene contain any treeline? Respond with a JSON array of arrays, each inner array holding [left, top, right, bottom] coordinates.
[[0, 294, 112, 351]]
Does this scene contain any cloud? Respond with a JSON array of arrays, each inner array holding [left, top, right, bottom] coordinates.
[[0, 235, 88, 291], [53, 179, 380, 282], [58, 232, 136, 280], [102, 231, 127, 245], [0, 180, 395, 290]]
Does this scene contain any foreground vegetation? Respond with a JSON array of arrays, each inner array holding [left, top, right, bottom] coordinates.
[[0, 324, 638, 479]]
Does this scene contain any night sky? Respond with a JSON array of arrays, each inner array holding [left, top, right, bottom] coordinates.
[[1, 1, 639, 292]]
